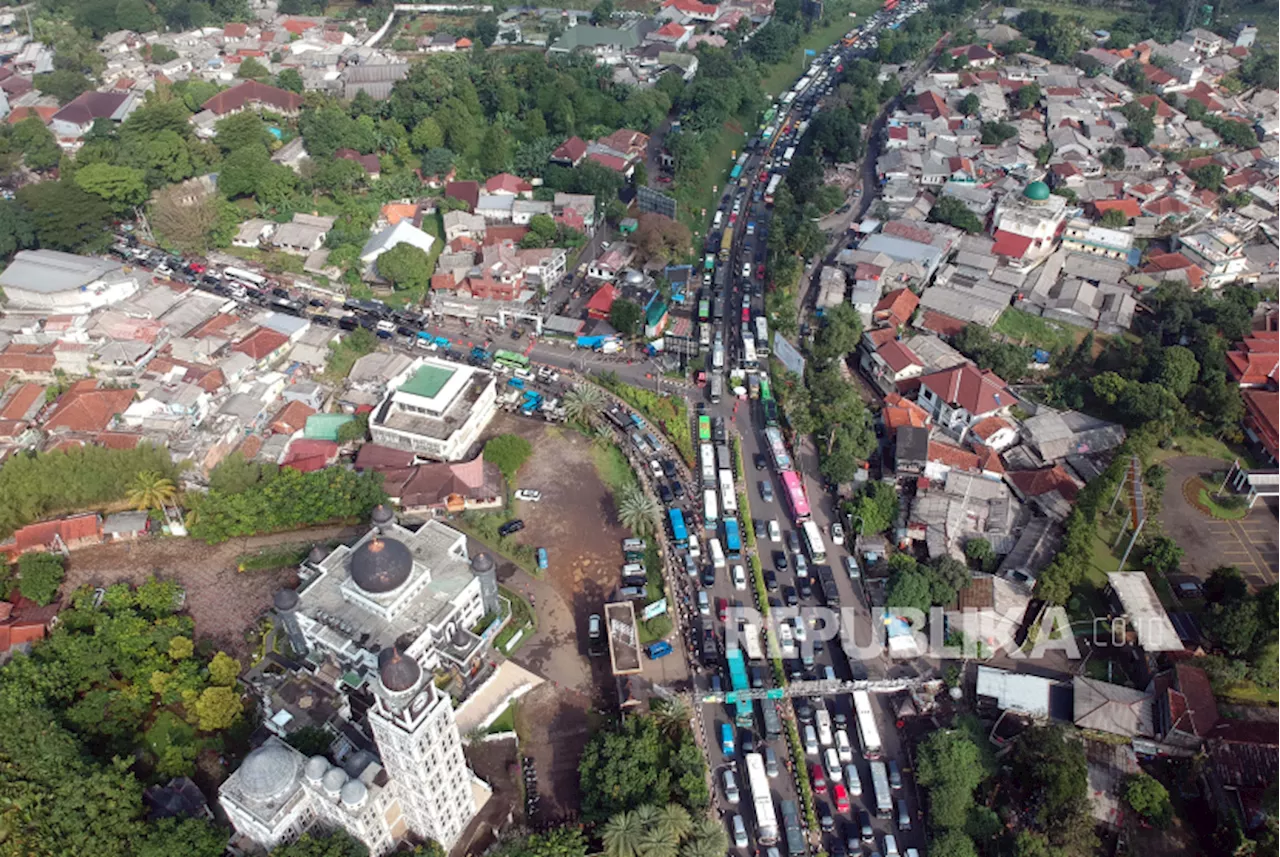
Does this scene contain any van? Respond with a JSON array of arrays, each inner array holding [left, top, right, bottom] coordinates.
[[845, 764, 862, 797], [816, 710, 834, 747], [698, 591, 710, 615], [723, 769, 740, 803], [803, 724, 819, 755], [896, 800, 911, 831], [621, 563, 644, 577], [622, 538, 647, 553], [709, 539, 726, 569], [883, 835, 899, 857], [688, 535, 700, 558], [731, 814, 747, 848], [888, 759, 902, 790], [646, 641, 672, 659]]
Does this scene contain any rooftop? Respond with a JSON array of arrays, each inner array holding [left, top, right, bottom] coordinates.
[[400, 363, 455, 400], [1107, 572, 1183, 652]]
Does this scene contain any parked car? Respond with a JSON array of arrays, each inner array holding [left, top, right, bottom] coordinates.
[[812, 764, 827, 794], [536, 548, 548, 570], [759, 481, 774, 502], [514, 489, 542, 502], [498, 519, 524, 536], [723, 770, 740, 804]]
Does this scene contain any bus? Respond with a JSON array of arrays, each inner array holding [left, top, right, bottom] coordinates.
[[764, 173, 784, 205], [743, 622, 765, 661], [700, 443, 716, 484], [782, 146, 796, 166], [224, 265, 266, 286], [745, 753, 779, 846], [710, 374, 723, 404], [725, 649, 755, 727], [698, 298, 711, 323], [698, 415, 712, 441], [870, 761, 892, 817], [668, 508, 688, 543], [801, 520, 826, 563], [723, 517, 742, 560], [742, 334, 758, 370], [719, 229, 734, 262], [759, 375, 772, 403], [493, 350, 531, 371], [730, 163, 743, 181], [755, 318, 770, 355], [712, 342, 725, 371], [764, 426, 793, 471], [704, 489, 719, 527], [719, 470, 738, 516], [853, 690, 883, 760], [780, 470, 811, 522], [699, 323, 712, 348]]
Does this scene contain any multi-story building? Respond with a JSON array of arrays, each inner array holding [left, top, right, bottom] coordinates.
[[990, 181, 1069, 272], [1176, 228, 1249, 288], [1060, 219, 1136, 262], [220, 509, 497, 855], [368, 356, 498, 460]]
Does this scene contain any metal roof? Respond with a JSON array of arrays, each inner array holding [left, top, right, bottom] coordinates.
[[1107, 572, 1184, 652], [0, 250, 123, 294], [976, 665, 1053, 717]]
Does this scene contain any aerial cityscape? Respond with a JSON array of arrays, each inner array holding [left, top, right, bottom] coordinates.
[[0, 0, 1274, 855]]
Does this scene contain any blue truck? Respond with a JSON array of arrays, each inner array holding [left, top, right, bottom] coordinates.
[[720, 722, 735, 755], [507, 377, 525, 389], [723, 518, 742, 560], [646, 640, 673, 659]]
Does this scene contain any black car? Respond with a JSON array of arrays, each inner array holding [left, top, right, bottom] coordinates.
[[702, 567, 716, 587], [657, 483, 673, 504], [858, 811, 874, 841], [764, 569, 778, 591], [830, 838, 847, 857], [309, 298, 327, 308], [701, 624, 717, 662], [787, 660, 804, 680], [498, 519, 525, 537], [740, 730, 755, 754], [311, 315, 334, 327], [773, 550, 789, 572], [795, 701, 814, 723], [783, 585, 798, 607], [661, 459, 677, 479], [272, 286, 291, 299], [818, 804, 834, 832], [671, 481, 685, 499], [396, 326, 415, 338], [798, 578, 813, 599], [749, 666, 764, 689], [339, 316, 359, 331], [753, 453, 766, 471]]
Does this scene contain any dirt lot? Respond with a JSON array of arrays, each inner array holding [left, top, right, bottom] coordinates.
[[458, 736, 523, 854], [512, 682, 597, 824], [60, 523, 359, 656]]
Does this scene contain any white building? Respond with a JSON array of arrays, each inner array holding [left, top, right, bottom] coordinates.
[[0, 249, 140, 313], [990, 181, 1069, 272], [1176, 228, 1249, 288], [361, 220, 437, 274], [221, 511, 498, 855], [369, 357, 498, 460], [1060, 219, 1134, 262]]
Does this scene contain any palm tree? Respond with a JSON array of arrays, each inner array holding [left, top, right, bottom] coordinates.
[[638, 828, 678, 857], [564, 384, 607, 426], [679, 819, 728, 857], [126, 470, 177, 510], [653, 804, 692, 846], [592, 422, 615, 447], [649, 698, 692, 741], [617, 485, 659, 536], [602, 810, 643, 857]]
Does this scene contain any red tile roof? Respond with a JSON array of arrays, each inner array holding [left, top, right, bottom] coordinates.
[[551, 136, 587, 164], [1143, 196, 1192, 217], [655, 21, 688, 37], [0, 595, 60, 652], [43, 385, 135, 433], [882, 393, 931, 430], [1170, 664, 1219, 738], [232, 327, 289, 361], [927, 440, 982, 472], [918, 362, 1009, 415], [281, 439, 338, 473], [585, 283, 619, 319], [484, 173, 533, 195], [877, 339, 923, 374], [334, 148, 381, 174], [223, 22, 249, 37], [0, 383, 45, 421], [51, 91, 129, 127], [201, 80, 304, 116], [917, 90, 950, 119], [1092, 198, 1142, 219], [282, 17, 319, 34], [587, 151, 630, 172], [445, 180, 480, 211], [1, 513, 102, 557], [974, 445, 1004, 474], [1226, 331, 1278, 387], [271, 400, 316, 435], [917, 310, 968, 338], [991, 229, 1034, 259], [874, 288, 919, 328], [6, 105, 56, 125], [1008, 464, 1080, 502], [969, 415, 1012, 442], [1243, 389, 1278, 460]]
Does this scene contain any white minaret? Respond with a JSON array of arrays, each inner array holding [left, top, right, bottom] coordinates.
[[367, 646, 478, 850]]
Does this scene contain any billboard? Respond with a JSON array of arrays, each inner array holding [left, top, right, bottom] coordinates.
[[637, 186, 678, 220], [641, 598, 668, 620], [773, 333, 806, 377]]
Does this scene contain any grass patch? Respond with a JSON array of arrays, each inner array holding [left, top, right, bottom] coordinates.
[[591, 442, 641, 497], [1155, 434, 1259, 469], [495, 585, 535, 653], [1196, 484, 1251, 520], [457, 510, 539, 574], [758, 0, 876, 97], [1013, 0, 1124, 28], [236, 544, 312, 573], [487, 703, 518, 734], [1217, 680, 1280, 706], [994, 308, 1090, 352], [676, 120, 746, 241]]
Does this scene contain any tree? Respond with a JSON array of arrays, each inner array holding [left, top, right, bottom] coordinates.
[[846, 481, 899, 536], [411, 117, 445, 153], [1142, 536, 1183, 574], [483, 434, 533, 482], [979, 122, 1018, 145], [1207, 598, 1259, 656], [276, 68, 304, 93], [958, 93, 980, 116], [475, 13, 499, 47], [1100, 208, 1129, 228], [916, 729, 986, 829], [886, 566, 932, 613], [187, 468, 386, 543], [238, 57, 270, 81], [148, 44, 179, 64], [12, 116, 62, 171], [1124, 773, 1172, 827], [74, 162, 148, 211], [0, 200, 36, 261], [336, 412, 369, 444], [209, 651, 241, 686], [126, 470, 178, 510], [1155, 344, 1199, 398], [1010, 725, 1091, 840], [268, 830, 369, 857], [964, 538, 995, 572], [591, 0, 614, 24], [1204, 565, 1248, 604], [618, 484, 660, 537], [151, 183, 221, 256], [16, 181, 114, 252], [313, 158, 369, 194], [1100, 146, 1126, 170], [374, 242, 432, 291], [169, 635, 195, 660], [564, 384, 608, 426], [603, 810, 644, 857], [216, 111, 272, 153], [191, 685, 242, 732], [929, 196, 984, 234], [929, 832, 978, 857], [579, 715, 708, 822], [1186, 164, 1224, 191], [1016, 82, 1042, 110], [610, 299, 644, 337], [35, 69, 93, 104], [17, 552, 65, 605]]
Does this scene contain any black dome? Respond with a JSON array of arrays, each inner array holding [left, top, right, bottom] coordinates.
[[471, 552, 495, 574], [350, 537, 413, 594], [273, 588, 299, 611], [371, 504, 395, 526], [378, 646, 421, 693], [308, 545, 327, 564]]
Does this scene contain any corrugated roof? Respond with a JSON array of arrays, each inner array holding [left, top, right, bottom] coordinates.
[[0, 250, 123, 294]]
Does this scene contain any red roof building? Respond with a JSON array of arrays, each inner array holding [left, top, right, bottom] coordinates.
[[271, 400, 317, 435], [916, 309, 968, 338], [873, 288, 919, 329], [585, 283, 619, 320], [0, 596, 60, 653], [1091, 198, 1142, 219], [917, 362, 1010, 421], [1143, 196, 1193, 218], [1142, 252, 1206, 289], [550, 136, 588, 166], [881, 393, 931, 431], [0, 383, 45, 423], [1, 513, 102, 558], [43, 383, 135, 434], [223, 22, 249, 38], [1156, 664, 1220, 747], [991, 229, 1034, 260], [1243, 389, 1278, 462], [334, 148, 381, 176], [483, 173, 533, 196], [926, 440, 982, 473], [1225, 330, 1278, 387], [231, 327, 290, 364], [445, 180, 481, 212], [201, 80, 304, 117], [916, 90, 950, 119], [281, 439, 339, 473], [1007, 464, 1081, 503]]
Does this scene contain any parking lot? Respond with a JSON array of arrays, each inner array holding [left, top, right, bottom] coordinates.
[[1158, 455, 1279, 588]]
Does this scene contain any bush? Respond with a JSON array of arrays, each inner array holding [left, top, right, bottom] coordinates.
[[598, 376, 695, 466], [483, 434, 533, 483], [17, 552, 65, 605], [188, 468, 386, 543], [1124, 773, 1172, 827]]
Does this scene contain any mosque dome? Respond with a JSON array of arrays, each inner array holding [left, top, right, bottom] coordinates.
[[1024, 180, 1051, 201], [238, 743, 300, 802], [378, 646, 422, 693], [349, 536, 413, 594]]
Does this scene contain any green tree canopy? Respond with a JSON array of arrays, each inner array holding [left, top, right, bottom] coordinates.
[[610, 299, 644, 337], [17, 552, 66, 606], [373, 242, 433, 291], [16, 181, 114, 252], [74, 162, 149, 211], [483, 434, 533, 483], [1123, 773, 1172, 827]]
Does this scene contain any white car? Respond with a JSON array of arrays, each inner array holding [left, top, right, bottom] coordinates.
[[831, 522, 845, 545], [650, 460, 663, 478], [698, 591, 710, 615], [723, 770, 740, 804], [793, 619, 807, 643], [688, 536, 701, 558], [741, 262, 751, 278], [825, 749, 843, 783], [803, 724, 819, 755], [732, 564, 747, 590], [732, 815, 748, 849], [883, 835, 899, 857], [845, 764, 862, 796], [835, 728, 853, 763], [768, 520, 781, 542], [514, 489, 542, 502]]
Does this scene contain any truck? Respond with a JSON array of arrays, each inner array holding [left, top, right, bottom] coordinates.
[[716, 444, 733, 472], [780, 800, 806, 857], [815, 564, 841, 606], [764, 173, 784, 205], [470, 345, 492, 364], [710, 373, 723, 404], [870, 760, 893, 817], [746, 753, 779, 846], [748, 374, 761, 399], [742, 622, 765, 661], [712, 342, 725, 371], [782, 146, 796, 166], [719, 227, 734, 262]]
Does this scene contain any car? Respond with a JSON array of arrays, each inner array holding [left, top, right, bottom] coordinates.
[[717, 597, 729, 622], [740, 730, 755, 754], [702, 567, 716, 587], [753, 453, 767, 471], [661, 459, 677, 478], [702, 625, 717, 661], [882, 835, 899, 857], [774, 551, 789, 572], [764, 569, 778, 591], [812, 764, 827, 794], [787, 530, 801, 553], [672, 480, 686, 499], [833, 783, 850, 813], [818, 803, 835, 831], [843, 555, 860, 579], [764, 746, 779, 777], [650, 460, 663, 478], [746, 221, 756, 235], [768, 520, 781, 542], [760, 481, 774, 502], [688, 535, 700, 558], [731, 814, 748, 849], [798, 578, 813, 599], [859, 810, 875, 841], [749, 665, 764, 688], [723, 770, 740, 803], [732, 565, 747, 590], [741, 262, 752, 278], [897, 800, 912, 831], [831, 838, 848, 857], [792, 619, 807, 643], [536, 548, 548, 570], [742, 307, 750, 322], [804, 725, 819, 755], [888, 759, 902, 790], [756, 262, 766, 279], [514, 489, 542, 502], [795, 555, 808, 577], [831, 523, 845, 545], [647, 640, 673, 659], [498, 519, 524, 536], [658, 483, 673, 504], [845, 764, 862, 797], [825, 749, 842, 782], [836, 729, 853, 763], [698, 591, 710, 615], [845, 825, 861, 855], [683, 554, 697, 577], [783, 585, 799, 607]]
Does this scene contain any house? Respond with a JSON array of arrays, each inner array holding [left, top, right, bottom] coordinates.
[[1176, 228, 1249, 288], [550, 136, 588, 167], [548, 24, 644, 63], [585, 283, 619, 320], [0, 513, 103, 558], [967, 415, 1018, 452], [1006, 464, 1082, 518], [895, 425, 930, 474], [873, 288, 919, 328], [915, 362, 1011, 436], [1205, 719, 1279, 833], [949, 43, 1000, 68], [44, 380, 135, 434], [1242, 389, 1278, 463], [659, 0, 721, 23], [1225, 329, 1277, 387], [862, 338, 925, 392], [231, 327, 291, 368], [1072, 676, 1155, 739], [234, 218, 276, 248], [271, 400, 316, 435], [1153, 663, 1219, 750], [356, 445, 505, 515], [50, 90, 133, 141], [200, 79, 304, 117], [103, 511, 150, 541], [361, 220, 436, 276], [271, 214, 336, 255], [334, 148, 381, 178], [445, 181, 481, 212], [0, 596, 60, 653], [483, 173, 533, 198]]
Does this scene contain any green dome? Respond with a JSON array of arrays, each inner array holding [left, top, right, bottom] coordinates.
[[1024, 180, 1051, 201]]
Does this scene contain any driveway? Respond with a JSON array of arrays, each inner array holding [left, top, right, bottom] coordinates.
[[1157, 455, 1279, 588]]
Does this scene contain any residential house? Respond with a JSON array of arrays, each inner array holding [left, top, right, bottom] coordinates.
[[334, 148, 381, 178], [1225, 328, 1277, 387], [43, 380, 135, 435], [0, 513, 103, 559], [360, 220, 436, 277], [50, 90, 134, 142], [1176, 228, 1249, 288], [200, 79, 304, 117], [915, 362, 1012, 438], [550, 136, 588, 167], [271, 214, 336, 255], [231, 327, 290, 369], [872, 287, 919, 328], [1153, 663, 1219, 750], [1006, 464, 1082, 519]]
